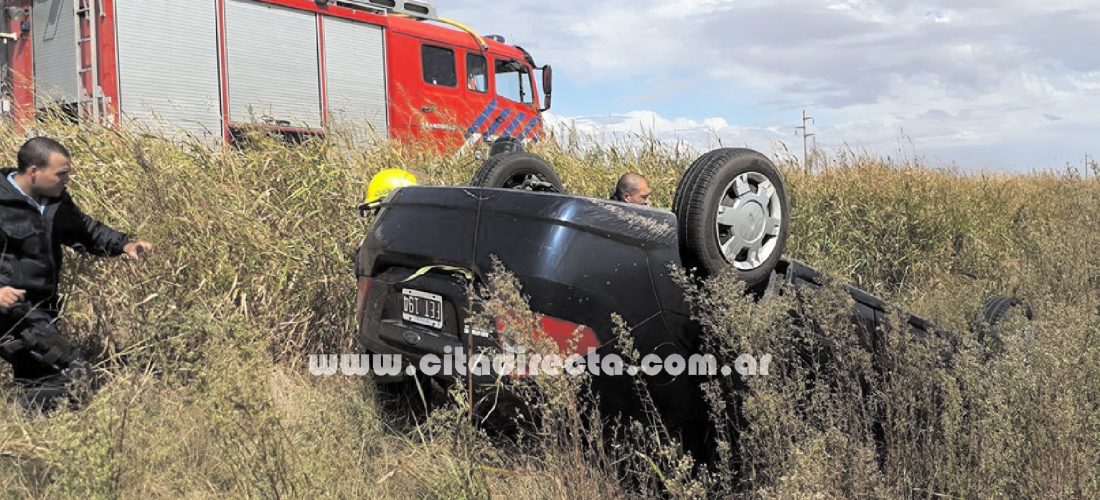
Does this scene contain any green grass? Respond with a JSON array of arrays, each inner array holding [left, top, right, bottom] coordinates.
[[0, 118, 1097, 498]]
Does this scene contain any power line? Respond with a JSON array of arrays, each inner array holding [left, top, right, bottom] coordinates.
[[794, 109, 815, 173]]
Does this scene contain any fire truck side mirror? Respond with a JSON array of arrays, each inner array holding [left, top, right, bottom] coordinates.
[[540, 65, 553, 111]]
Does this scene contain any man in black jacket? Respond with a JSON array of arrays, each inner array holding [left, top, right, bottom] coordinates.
[[0, 137, 153, 410]]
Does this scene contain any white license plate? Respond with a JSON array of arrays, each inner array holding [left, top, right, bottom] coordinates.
[[401, 289, 443, 329]]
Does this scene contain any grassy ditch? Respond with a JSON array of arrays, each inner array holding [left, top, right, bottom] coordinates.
[[0, 119, 1096, 498]]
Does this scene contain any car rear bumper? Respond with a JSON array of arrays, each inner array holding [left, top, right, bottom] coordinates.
[[357, 268, 504, 386]]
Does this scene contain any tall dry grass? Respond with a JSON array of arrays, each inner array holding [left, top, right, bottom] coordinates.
[[0, 117, 1095, 498]]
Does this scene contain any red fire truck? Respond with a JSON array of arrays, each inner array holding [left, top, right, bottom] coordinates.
[[0, 0, 551, 151]]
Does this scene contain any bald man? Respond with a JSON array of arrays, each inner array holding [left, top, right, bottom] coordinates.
[[611, 173, 652, 206]]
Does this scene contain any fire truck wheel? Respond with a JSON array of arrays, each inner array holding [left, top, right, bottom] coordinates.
[[674, 148, 789, 286], [471, 151, 564, 192]]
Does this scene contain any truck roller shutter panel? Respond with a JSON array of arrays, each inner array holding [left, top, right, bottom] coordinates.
[[115, 0, 221, 140], [225, 0, 322, 130]]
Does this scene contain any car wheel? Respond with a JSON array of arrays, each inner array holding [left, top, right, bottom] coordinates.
[[674, 148, 790, 286], [470, 151, 564, 192], [489, 137, 524, 157], [977, 296, 1034, 355]]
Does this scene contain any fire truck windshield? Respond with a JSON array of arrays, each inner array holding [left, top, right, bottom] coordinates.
[[494, 59, 533, 106]]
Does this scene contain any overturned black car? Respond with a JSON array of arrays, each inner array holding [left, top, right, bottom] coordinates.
[[353, 147, 1029, 453]]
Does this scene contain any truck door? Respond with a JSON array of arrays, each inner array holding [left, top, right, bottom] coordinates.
[[417, 43, 464, 142], [385, 37, 466, 148], [489, 56, 541, 142], [387, 31, 500, 151]]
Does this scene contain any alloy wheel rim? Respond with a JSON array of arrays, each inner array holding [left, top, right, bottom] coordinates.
[[714, 171, 782, 270]]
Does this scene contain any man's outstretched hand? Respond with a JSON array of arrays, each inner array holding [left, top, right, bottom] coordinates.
[[123, 241, 154, 260], [0, 286, 26, 309]]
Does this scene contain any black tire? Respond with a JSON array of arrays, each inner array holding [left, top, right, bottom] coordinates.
[[489, 137, 524, 157], [982, 296, 1033, 325], [470, 151, 564, 192], [977, 296, 1034, 354], [674, 148, 789, 286]]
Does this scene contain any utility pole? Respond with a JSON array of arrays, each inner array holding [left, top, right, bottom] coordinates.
[[1086, 153, 1092, 179], [795, 109, 815, 174]]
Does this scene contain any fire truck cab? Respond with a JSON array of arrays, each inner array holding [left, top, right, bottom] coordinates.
[[0, 0, 551, 151]]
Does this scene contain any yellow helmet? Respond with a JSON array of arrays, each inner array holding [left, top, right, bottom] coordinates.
[[365, 169, 417, 204]]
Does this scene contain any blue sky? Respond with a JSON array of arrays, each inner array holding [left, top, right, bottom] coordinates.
[[444, 0, 1099, 172]]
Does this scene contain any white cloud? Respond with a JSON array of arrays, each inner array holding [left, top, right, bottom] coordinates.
[[544, 110, 789, 155], [703, 117, 730, 130], [1070, 72, 1100, 91], [444, 0, 1100, 170]]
